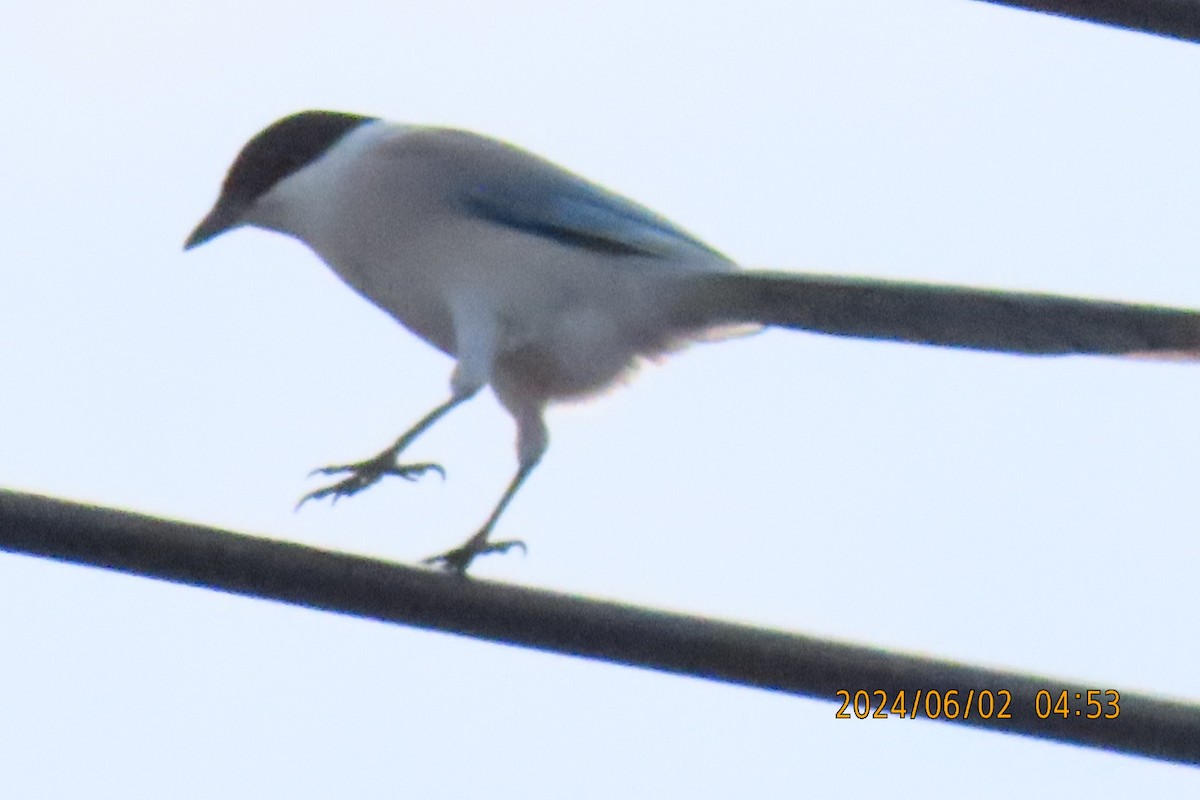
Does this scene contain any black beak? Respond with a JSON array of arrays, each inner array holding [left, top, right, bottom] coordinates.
[[184, 198, 244, 250]]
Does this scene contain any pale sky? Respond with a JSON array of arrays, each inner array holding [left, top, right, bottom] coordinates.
[[2, 1, 1198, 796]]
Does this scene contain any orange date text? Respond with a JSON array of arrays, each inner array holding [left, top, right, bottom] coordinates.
[[834, 689, 1013, 720]]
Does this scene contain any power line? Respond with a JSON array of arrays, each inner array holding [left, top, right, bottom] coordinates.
[[977, 0, 1200, 43], [1, 488, 1197, 766]]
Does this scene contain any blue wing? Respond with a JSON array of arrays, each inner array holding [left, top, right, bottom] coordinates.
[[460, 157, 731, 265]]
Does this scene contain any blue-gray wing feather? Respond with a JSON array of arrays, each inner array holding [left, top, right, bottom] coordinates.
[[461, 165, 729, 264]]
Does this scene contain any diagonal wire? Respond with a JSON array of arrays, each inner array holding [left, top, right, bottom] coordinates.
[[976, 0, 1200, 43], [1, 488, 1197, 766]]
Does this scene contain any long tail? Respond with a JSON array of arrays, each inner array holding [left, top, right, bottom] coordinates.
[[668, 270, 1200, 359]]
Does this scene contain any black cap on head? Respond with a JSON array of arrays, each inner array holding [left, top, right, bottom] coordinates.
[[184, 110, 377, 250]]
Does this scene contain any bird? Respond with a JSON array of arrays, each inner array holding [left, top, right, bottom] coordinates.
[[185, 109, 1200, 573]]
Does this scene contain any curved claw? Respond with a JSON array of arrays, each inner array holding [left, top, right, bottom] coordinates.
[[423, 538, 527, 575], [294, 480, 358, 511], [295, 458, 446, 511], [387, 462, 446, 482], [307, 463, 352, 478], [295, 488, 327, 511]]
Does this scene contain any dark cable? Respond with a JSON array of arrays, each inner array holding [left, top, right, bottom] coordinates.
[[976, 0, 1200, 43], [1, 489, 1197, 765]]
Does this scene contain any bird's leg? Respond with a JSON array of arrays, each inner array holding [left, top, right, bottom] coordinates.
[[297, 396, 466, 508], [424, 461, 537, 574]]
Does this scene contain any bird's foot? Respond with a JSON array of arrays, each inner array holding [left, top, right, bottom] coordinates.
[[296, 448, 444, 509], [423, 533, 527, 575]]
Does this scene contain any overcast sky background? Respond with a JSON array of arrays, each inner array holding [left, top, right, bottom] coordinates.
[[2, 1, 1198, 796]]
